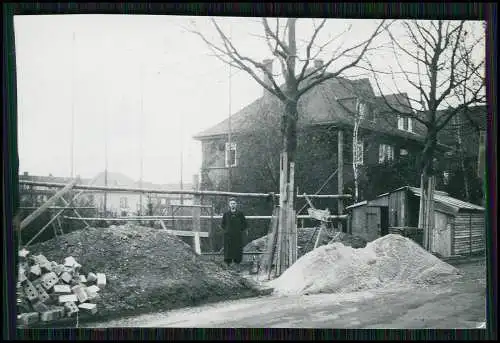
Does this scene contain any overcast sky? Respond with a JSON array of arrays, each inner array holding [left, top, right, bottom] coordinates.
[[14, 15, 484, 185]]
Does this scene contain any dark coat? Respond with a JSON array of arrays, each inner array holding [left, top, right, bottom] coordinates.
[[221, 210, 247, 261]]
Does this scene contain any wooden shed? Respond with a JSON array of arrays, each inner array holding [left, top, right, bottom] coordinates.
[[346, 186, 485, 257]]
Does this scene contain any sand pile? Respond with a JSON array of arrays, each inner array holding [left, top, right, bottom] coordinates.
[[329, 232, 367, 249], [270, 234, 462, 296], [27, 224, 260, 326]]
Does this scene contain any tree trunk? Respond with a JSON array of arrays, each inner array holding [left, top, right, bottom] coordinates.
[[454, 116, 471, 201], [418, 132, 437, 251], [352, 118, 361, 203]]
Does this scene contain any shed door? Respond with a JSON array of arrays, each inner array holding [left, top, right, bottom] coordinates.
[[432, 211, 451, 257]]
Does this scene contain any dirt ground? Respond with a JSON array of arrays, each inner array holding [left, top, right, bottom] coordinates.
[[84, 258, 487, 328], [25, 224, 261, 328]]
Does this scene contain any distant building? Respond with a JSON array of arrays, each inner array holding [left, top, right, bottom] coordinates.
[[18, 171, 193, 217]]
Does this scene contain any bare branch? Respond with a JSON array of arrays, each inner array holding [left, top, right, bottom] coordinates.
[[366, 60, 429, 127], [297, 21, 387, 98], [297, 19, 327, 82], [205, 18, 288, 101], [262, 18, 289, 58]]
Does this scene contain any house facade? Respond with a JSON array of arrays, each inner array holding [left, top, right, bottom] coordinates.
[[193, 59, 448, 208]]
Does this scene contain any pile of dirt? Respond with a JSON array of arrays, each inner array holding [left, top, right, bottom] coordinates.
[[270, 234, 462, 296], [28, 224, 261, 326], [328, 232, 367, 249]]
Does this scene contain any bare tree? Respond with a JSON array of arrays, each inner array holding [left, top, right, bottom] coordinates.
[[190, 18, 386, 168], [367, 20, 485, 250]]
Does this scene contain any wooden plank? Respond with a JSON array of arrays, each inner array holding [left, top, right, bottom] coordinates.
[[307, 208, 330, 222], [193, 232, 201, 255], [266, 207, 280, 280], [338, 129, 344, 232], [159, 220, 167, 230], [276, 152, 287, 277], [314, 223, 325, 249], [20, 180, 351, 199], [289, 162, 295, 266], [162, 229, 209, 238], [20, 180, 77, 231], [63, 214, 348, 221]]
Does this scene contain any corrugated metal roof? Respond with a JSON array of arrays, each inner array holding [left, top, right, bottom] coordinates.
[[408, 186, 484, 212], [346, 200, 368, 210]]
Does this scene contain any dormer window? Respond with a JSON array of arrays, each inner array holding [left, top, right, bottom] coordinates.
[[397, 115, 413, 133]]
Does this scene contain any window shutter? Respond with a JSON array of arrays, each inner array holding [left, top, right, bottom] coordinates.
[[408, 118, 413, 132]]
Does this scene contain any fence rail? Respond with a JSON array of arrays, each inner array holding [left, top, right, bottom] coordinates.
[[63, 214, 348, 221], [19, 180, 352, 200]]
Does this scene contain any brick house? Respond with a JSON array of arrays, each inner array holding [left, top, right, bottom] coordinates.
[[193, 59, 450, 212]]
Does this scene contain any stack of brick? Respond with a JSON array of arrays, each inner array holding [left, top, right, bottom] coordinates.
[[16, 248, 105, 327]]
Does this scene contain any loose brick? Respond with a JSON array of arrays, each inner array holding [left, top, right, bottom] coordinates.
[[53, 284, 72, 294], [40, 308, 63, 322], [78, 303, 97, 315], [71, 285, 89, 303], [18, 268, 27, 283], [58, 294, 78, 304], [87, 272, 97, 283], [18, 312, 39, 325], [23, 281, 38, 302], [60, 272, 72, 284], [64, 256, 77, 268], [18, 249, 30, 258], [53, 264, 65, 276], [34, 254, 49, 265], [41, 272, 59, 290], [64, 301, 79, 317], [79, 275, 87, 283], [33, 283, 50, 303], [86, 285, 100, 293], [40, 262, 52, 272], [30, 265, 42, 277], [96, 273, 106, 288], [31, 300, 49, 312]]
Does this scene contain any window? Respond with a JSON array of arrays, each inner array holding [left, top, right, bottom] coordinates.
[[354, 141, 364, 165], [397, 115, 413, 133], [379, 144, 394, 163], [443, 171, 450, 185], [225, 142, 237, 167], [400, 149, 408, 156], [120, 197, 128, 208]]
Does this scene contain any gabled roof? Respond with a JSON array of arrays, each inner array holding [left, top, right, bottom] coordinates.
[[347, 185, 484, 213], [407, 186, 484, 212], [193, 76, 425, 142]]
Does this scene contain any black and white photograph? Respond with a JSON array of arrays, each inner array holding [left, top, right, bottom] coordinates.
[[12, 11, 489, 330]]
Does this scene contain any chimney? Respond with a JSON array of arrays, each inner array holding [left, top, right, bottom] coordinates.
[[262, 59, 273, 97], [314, 59, 324, 69], [23, 171, 28, 176]]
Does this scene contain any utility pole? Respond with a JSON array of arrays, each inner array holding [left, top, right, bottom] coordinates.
[[70, 31, 76, 179], [180, 126, 184, 206], [227, 22, 233, 192], [139, 63, 144, 215], [104, 100, 109, 218]]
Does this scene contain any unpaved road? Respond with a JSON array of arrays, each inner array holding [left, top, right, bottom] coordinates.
[[84, 260, 486, 329]]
